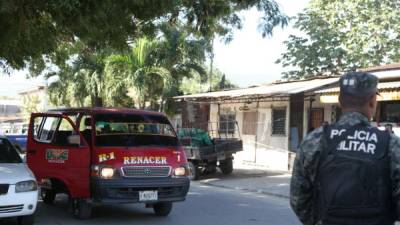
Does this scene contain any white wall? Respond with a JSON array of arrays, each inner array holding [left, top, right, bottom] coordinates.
[[211, 100, 290, 171]]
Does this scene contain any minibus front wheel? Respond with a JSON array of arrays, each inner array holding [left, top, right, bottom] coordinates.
[[153, 202, 173, 216]]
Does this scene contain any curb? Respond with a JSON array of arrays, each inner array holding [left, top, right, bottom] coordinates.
[[199, 180, 290, 199]]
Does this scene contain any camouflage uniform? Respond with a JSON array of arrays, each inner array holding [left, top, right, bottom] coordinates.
[[290, 111, 400, 225]]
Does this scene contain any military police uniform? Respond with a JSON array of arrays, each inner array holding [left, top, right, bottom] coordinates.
[[290, 72, 400, 225]]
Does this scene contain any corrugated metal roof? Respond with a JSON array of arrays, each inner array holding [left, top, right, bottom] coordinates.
[[361, 62, 400, 73], [175, 77, 339, 100], [369, 69, 400, 80], [316, 81, 400, 94]]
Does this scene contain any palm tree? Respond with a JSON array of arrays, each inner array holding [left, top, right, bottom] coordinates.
[[155, 24, 208, 113], [105, 38, 171, 109]]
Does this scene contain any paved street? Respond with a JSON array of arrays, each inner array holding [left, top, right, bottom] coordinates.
[[1, 182, 300, 225]]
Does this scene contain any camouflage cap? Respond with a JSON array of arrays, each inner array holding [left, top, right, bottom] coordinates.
[[339, 71, 378, 97]]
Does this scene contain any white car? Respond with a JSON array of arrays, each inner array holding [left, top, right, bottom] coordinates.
[[0, 136, 38, 225]]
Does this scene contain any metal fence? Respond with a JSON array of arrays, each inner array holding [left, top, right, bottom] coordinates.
[[178, 120, 241, 139]]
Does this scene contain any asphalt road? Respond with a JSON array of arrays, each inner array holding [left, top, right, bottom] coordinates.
[[1, 182, 301, 225]]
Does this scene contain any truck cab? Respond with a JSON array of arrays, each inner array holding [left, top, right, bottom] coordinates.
[[26, 108, 190, 219]]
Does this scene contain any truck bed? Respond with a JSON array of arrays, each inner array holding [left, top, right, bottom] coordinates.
[[183, 138, 243, 161]]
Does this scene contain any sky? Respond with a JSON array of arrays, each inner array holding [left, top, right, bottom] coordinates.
[[0, 0, 310, 97], [213, 0, 309, 87]]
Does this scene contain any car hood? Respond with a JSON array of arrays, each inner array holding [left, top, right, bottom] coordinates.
[[0, 163, 35, 184]]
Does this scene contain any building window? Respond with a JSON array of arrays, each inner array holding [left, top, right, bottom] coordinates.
[[219, 113, 236, 134], [378, 101, 400, 123], [272, 108, 286, 135], [242, 112, 258, 135]]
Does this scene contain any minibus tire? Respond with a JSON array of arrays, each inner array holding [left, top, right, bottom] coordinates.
[[73, 199, 92, 220], [41, 189, 56, 204], [153, 202, 173, 216]]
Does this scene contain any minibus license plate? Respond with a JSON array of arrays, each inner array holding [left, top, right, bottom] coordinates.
[[139, 191, 158, 201]]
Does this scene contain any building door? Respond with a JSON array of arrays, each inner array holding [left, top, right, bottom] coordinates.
[[310, 108, 324, 130], [289, 94, 304, 152]]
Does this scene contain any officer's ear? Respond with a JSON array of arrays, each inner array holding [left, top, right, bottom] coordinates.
[[368, 94, 377, 108], [338, 94, 343, 108]]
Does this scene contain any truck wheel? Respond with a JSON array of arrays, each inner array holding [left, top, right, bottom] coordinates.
[[188, 161, 199, 180], [73, 199, 92, 220], [153, 202, 173, 216], [220, 158, 233, 175], [41, 189, 56, 204], [204, 162, 217, 175], [17, 214, 35, 225]]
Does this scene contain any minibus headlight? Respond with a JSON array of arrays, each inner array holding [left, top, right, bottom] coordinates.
[[15, 180, 37, 193], [173, 167, 187, 176], [100, 167, 115, 179]]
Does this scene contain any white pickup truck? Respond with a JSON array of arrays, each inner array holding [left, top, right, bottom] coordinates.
[[0, 136, 38, 225]]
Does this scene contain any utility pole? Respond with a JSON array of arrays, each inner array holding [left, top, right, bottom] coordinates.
[[209, 38, 214, 92]]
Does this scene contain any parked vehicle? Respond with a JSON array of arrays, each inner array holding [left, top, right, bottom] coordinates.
[[6, 134, 28, 154], [26, 108, 190, 219], [178, 122, 243, 180], [0, 136, 38, 225]]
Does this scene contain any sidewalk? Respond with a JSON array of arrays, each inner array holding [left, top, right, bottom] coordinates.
[[198, 167, 292, 199]]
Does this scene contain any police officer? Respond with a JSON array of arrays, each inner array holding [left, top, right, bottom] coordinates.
[[290, 72, 400, 225]]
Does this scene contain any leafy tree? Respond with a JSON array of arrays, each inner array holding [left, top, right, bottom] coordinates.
[[0, 0, 288, 72], [180, 68, 237, 95], [155, 24, 208, 113], [218, 74, 237, 90], [46, 44, 109, 107], [46, 26, 208, 110], [277, 0, 400, 80]]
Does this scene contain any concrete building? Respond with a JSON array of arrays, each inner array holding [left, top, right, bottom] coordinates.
[[175, 77, 339, 171], [175, 63, 400, 171], [0, 99, 23, 134], [18, 85, 48, 113], [0, 85, 48, 134], [314, 63, 400, 135]]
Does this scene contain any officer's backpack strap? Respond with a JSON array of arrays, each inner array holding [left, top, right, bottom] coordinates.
[[319, 123, 331, 164], [312, 123, 330, 224]]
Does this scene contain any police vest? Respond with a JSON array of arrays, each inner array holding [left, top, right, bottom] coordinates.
[[315, 124, 394, 225]]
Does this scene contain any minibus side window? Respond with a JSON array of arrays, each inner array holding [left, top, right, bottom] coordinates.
[[52, 118, 76, 146], [35, 117, 59, 143]]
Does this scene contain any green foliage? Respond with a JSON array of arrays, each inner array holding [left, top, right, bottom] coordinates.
[[46, 42, 109, 107], [218, 74, 237, 90], [105, 38, 172, 109], [180, 68, 237, 95], [46, 26, 210, 111], [277, 0, 400, 80], [13, 1, 289, 113], [0, 0, 288, 72]]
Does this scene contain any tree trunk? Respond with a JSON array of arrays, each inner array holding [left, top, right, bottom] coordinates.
[[159, 97, 165, 113], [91, 95, 103, 107]]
